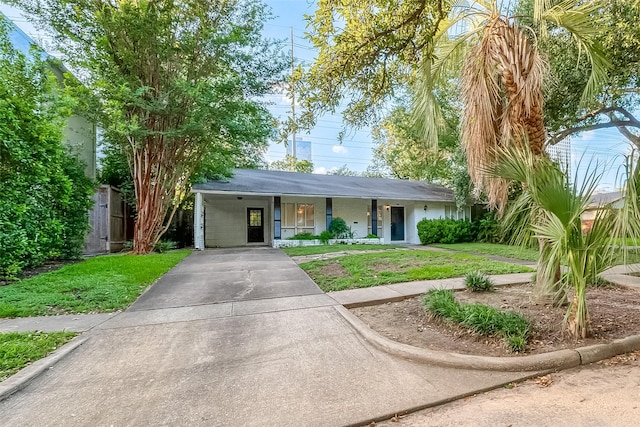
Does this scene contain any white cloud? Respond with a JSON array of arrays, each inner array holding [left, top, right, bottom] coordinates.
[[314, 166, 328, 174], [332, 145, 348, 154]]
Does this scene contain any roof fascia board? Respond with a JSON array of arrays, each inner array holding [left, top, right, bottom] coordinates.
[[192, 189, 450, 202]]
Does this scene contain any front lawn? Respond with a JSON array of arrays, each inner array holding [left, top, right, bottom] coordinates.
[[0, 250, 191, 318], [433, 243, 539, 261], [300, 250, 533, 292], [1, 331, 77, 381], [281, 244, 404, 257]]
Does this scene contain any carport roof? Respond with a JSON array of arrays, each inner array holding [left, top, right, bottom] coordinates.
[[192, 169, 454, 202]]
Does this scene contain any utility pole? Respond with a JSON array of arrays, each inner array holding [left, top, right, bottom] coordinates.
[[290, 26, 296, 159]]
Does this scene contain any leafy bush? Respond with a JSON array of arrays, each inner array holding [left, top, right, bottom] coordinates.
[[288, 232, 317, 240], [417, 219, 476, 245], [319, 230, 333, 244], [464, 271, 495, 292], [475, 211, 502, 243], [366, 233, 380, 238], [422, 289, 529, 352], [329, 217, 353, 239], [0, 24, 93, 280], [154, 240, 177, 253]]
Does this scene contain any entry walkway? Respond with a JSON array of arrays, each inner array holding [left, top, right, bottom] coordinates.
[[0, 248, 538, 426]]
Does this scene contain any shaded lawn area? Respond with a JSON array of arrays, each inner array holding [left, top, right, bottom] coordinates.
[[1, 331, 77, 381], [0, 250, 191, 318], [300, 250, 533, 292], [281, 244, 404, 257], [433, 243, 539, 262]]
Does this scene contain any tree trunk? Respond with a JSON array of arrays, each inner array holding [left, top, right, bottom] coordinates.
[[566, 285, 589, 339], [131, 143, 174, 254], [535, 238, 566, 306]]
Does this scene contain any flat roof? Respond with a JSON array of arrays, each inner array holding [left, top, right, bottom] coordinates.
[[192, 169, 455, 202]]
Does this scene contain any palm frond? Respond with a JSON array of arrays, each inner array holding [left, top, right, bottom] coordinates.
[[542, 1, 611, 105]]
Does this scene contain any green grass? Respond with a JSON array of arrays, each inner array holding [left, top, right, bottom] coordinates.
[[1, 331, 77, 381], [281, 244, 403, 257], [299, 250, 533, 292], [433, 243, 539, 262], [422, 289, 529, 352], [613, 237, 640, 246], [0, 250, 191, 318]]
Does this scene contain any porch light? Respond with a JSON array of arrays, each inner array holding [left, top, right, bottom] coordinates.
[[384, 205, 390, 211], [423, 205, 428, 212]]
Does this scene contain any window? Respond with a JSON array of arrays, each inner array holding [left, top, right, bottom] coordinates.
[[367, 206, 383, 236], [445, 205, 468, 220], [282, 203, 314, 235]]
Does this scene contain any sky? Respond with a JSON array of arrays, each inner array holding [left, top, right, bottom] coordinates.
[[0, 0, 634, 188]]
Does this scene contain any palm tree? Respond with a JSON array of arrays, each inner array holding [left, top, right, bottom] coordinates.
[[489, 146, 640, 338], [417, 0, 608, 211], [415, 0, 608, 302]]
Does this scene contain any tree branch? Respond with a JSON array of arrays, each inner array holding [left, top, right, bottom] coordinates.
[[548, 106, 640, 146]]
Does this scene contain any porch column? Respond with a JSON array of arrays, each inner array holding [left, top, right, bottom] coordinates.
[[274, 196, 281, 240], [326, 198, 333, 230], [371, 199, 377, 236], [194, 192, 205, 250]]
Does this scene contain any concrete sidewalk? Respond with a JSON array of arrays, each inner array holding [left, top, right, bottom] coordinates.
[[0, 248, 544, 426]]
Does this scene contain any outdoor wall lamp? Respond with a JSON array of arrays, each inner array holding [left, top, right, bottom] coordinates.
[[423, 205, 428, 212]]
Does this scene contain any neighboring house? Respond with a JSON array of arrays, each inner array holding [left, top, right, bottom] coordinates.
[[5, 15, 131, 254], [191, 169, 470, 248], [4, 13, 97, 179], [582, 191, 624, 232]]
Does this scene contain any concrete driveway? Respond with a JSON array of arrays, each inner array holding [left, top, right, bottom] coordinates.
[[0, 248, 537, 426]]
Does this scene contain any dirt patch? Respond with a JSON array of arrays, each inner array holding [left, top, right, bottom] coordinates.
[[318, 261, 350, 278], [351, 283, 640, 356]]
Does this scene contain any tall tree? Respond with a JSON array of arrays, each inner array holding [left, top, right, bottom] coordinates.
[[538, 0, 640, 148], [11, 0, 285, 253], [268, 154, 314, 173]]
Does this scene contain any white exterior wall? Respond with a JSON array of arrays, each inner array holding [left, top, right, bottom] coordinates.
[[203, 196, 271, 247], [280, 196, 326, 239], [332, 198, 371, 239]]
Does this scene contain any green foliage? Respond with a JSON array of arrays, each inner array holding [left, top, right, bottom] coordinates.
[[464, 271, 495, 292], [0, 20, 94, 280], [153, 240, 177, 253], [299, 251, 532, 292], [10, 0, 286, 252], [328, 217, 353, 239], [417, 219, 476, 245], [1, 331, 77, 381], [0, 250, 190, 317], [269, 154, 314, 173], [423, 290, 529, 352], [298, 0, 448, 130], [475, 211, 502, 243], [319, 230, 334, 244], [288, 232, 317, 241]]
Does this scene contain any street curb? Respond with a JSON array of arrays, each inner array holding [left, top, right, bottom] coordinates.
[[0, 335, 89, 402], [336, 305, 640, 372]]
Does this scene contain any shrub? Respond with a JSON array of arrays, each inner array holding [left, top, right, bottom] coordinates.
[[422, 289, 529, 352], [288, 232, 317, 240], [328, 217, 353, 239], [319, 230, 333, 244], [417, 218, 476, 245], [0, 26, 94, 280], [464, 271, 495, 292], [366, 233, 380, 239], [475, 211, 502, 243], [154, 240, 177, 253]]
